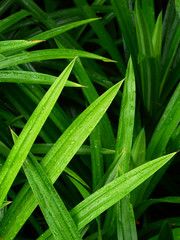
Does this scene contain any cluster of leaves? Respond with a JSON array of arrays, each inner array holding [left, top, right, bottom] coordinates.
[[0, 0, 179, 239]]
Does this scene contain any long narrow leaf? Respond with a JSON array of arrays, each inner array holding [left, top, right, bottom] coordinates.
[[0, 57, 76, 207], [70, 152, 176, 230], [0, 49, 115, 70], [114, 57, 136, 240], [115, 57, 136, 172], [0, 10, 30, 33], [0, 80, 123, 240], [29, 18, 99, 41], [0, 40, 43, 54], [0, 70, 82, 87], [23, 152, 82, 240], [30, 152, 177, 240]]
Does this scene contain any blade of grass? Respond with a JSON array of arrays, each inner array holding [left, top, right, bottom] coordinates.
[[115, 57, 136, 172], [103, 58, 135, 239], [130, 128, 146, 206], [103, 58, 137, 239], [0, 49, 115, 70], [116, 194, 137, 240], [31, 143, 115, 155], [72, 57, 116, 168], [90, 124, 103, 190], [18, 84, 72, 133], [0, 57, 76, 207], [0, 70, 82, 87], [32, 152, 177, 240], [0, 9, 30, 33], [68, 177, 90, 200], [152, 12, 162, 61], [0, 80, 123, 240], [0, 40, 43, 54], [13, 133, 82, 240], [70, 152, 176, 229], [29, 18, 99, 41], [131, 128, 146, 168]]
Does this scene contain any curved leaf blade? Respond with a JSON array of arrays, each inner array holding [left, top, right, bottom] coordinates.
[[23, 152, 82, 240], [0, 57, 76, 207], [0, 70, 83, 87], [70, 152, 176, 230], [0, 80, 123, 240], [0, 49, 115, 70]]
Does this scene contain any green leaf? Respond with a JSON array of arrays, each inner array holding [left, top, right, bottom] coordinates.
[[0, 40, 43, 54], [0, 80, 123, 240], [65, 167, 90, 191], [152, 12, 162, 60], [0, 70, 82, 87], [29, 18, 99, 41], [90, 124, 103, 189], [0, 9, 30, 33], [40, 80, 123, 184], [22, 151, 82, 240], [24, 152, 176, 240], [0, 57, 76, 207], [95, 150, 125, 191], [116, 195, 137, 240], [31, 143, 115, 155], [37, 230, 55, 240], [115, 57, 136, 173], [103, 57, 136, 239], [70, 152, 176, 230], [72, 57, 116, 168], [0, 49, 115, 70], [130, 128, 146, 206], [69, 177, 90, 199], [0, 201, 12, 210], [131, 128, 146, 168]]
